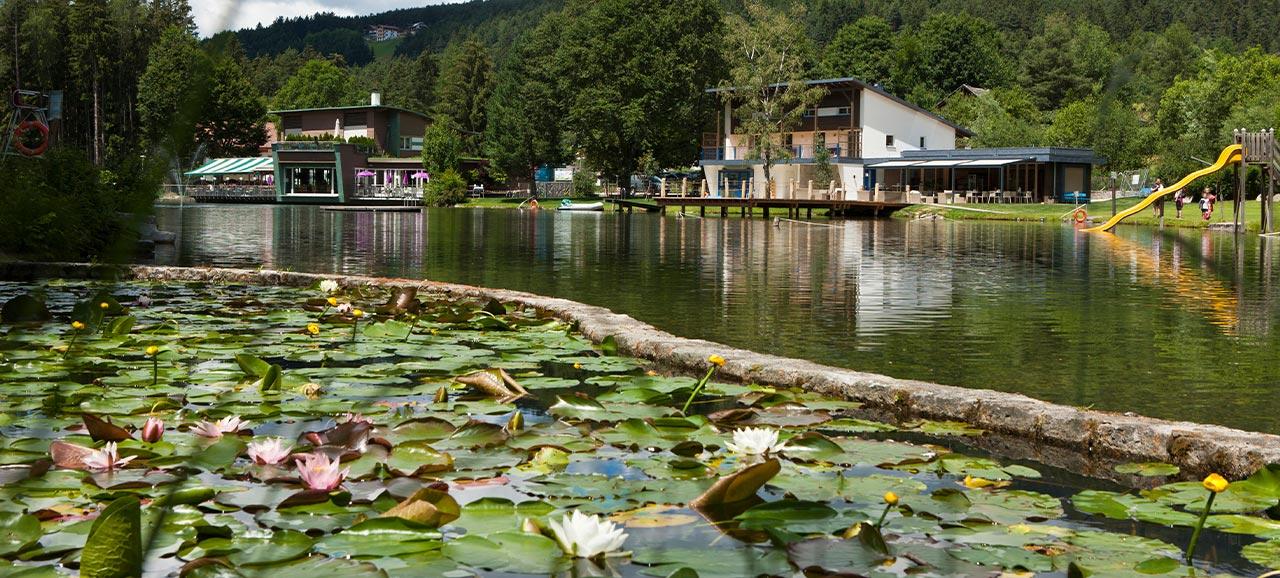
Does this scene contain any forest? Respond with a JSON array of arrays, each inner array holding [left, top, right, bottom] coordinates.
[[2, 0, 1280, 257]]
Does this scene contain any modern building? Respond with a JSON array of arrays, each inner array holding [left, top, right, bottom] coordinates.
[[701, 78, 1104, 203], [267, 94, 435, 204]]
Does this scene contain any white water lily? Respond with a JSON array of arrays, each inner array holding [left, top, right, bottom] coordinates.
[[548, 511, 628, 558], [724, 427, 786, 455], [319, 279, 339, 293], [82, 442, 137, 472]]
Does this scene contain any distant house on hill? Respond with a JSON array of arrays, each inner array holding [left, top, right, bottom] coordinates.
[[366, 25, 404, 42]]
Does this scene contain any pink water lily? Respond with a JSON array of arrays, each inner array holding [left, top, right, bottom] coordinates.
[[82, 442, 137, 472], [247, 438, 294, 465], [193, 415, 246, 438], [295, 453, 348, 491], [141, 417, 164, 443]]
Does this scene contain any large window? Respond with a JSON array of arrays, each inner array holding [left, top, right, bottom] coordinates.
[[282, 167, 336, 195], [401, 136, 423, 151]]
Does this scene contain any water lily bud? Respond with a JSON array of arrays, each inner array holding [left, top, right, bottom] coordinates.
[[327, 296, 338, 307], [433, 387, 448, 404], [99, 302, 109, 310], [708, 354, 725, 367], [521, 517, 544, 535], [1202, 473, 1229, 493], [352, 309, 364, 318], [146, 345, 159, 356], [141, 417, 164, 443], [884, 492, 899, 505], [72, 321, 85, 331], [506, 411, 524, 432], [307, 323, 320, 335]]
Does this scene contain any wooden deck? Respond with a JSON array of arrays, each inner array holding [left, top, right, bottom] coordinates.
[[635, 196, 909, 218]]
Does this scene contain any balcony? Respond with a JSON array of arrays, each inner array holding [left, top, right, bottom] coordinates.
[[702, 144, 858, 162]]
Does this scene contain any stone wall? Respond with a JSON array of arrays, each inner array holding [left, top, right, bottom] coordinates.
[[4, 261, 1278, 482]]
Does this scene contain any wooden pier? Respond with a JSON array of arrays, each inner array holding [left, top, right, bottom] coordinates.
[[624, 196, 909, 218]]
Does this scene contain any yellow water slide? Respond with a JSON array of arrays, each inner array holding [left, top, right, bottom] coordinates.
[[1083, 144, 1243, 232]]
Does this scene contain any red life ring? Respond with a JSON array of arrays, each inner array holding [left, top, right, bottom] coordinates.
[[1073, 208, 1087, 223], [13, 120, 49, 156]]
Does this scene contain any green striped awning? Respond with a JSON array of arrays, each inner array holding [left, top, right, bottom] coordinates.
[[184, 157, 274, 176]]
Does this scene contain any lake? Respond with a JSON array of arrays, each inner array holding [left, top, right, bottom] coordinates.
[[152, 204, 1280, 434]]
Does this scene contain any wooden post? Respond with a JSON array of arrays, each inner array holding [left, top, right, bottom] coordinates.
[[681, 178, 687, 197], [660, 178, 667, 197], [807, 179, 813, 200], [1267, 128, 1276, 233], [1238, 130, 1248, 232], [701, 179, 708, 197]]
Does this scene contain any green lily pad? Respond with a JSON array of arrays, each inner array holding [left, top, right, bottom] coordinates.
[[0, 513, 41, 557], [632, 548, 791, 578], [1115, 462, 1181, 477], [315, 518, 443, 558], [441, 531, 569, 574], [80, 496, 141, 578]]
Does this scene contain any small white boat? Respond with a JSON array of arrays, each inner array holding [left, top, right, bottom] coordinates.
[[556, 201, 604, 211]]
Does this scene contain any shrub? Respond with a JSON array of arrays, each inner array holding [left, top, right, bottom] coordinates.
[[423, 169, 467, 207], [573, 170, 598, 198], [0, 147, 153, 261]]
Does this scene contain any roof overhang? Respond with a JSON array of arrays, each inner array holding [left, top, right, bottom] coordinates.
[[184, 157, 273, 176]]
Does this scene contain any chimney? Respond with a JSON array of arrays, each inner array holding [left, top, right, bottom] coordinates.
[[371, 92, 381, 106]]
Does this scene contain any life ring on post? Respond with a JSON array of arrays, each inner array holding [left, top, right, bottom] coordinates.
[[13, 120, 49, 157], [1073, 208, 1088, 223], [529, 199, 540, 210]]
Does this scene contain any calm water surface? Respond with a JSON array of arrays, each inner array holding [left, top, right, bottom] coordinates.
[[152, 204, 1280, 434]]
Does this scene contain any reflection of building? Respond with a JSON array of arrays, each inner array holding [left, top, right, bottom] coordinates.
[[702, 77, 1106, 204]]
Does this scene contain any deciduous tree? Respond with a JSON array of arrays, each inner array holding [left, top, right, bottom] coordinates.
[[723, 0, 824, 197], [272, 58, 360, 110], [555, 0, 725, 194]]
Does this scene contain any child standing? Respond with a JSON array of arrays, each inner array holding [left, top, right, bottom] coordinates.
[[1173, 188, 1185, 218], [1200, 187, 1212, 221]]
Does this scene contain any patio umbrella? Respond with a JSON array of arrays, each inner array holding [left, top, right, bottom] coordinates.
[[356, 170, 375, 177], [412, 171, 429, 179]]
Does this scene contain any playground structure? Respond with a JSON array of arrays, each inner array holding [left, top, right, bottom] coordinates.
[[2, 89, 51, 159], [1085, 129, 1278, 233]]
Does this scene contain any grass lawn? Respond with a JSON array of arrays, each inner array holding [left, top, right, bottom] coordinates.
[[369, 38, 403, 60], [899, 197, 1276, 231]]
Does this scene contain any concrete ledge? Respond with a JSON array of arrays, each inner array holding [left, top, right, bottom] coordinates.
[[4, 262, 1279, 481]]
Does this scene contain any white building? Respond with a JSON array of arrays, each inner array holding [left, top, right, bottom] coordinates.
[[701, 78, 973, 199]]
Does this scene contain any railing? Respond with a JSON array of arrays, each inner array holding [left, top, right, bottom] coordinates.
[[702, 145, 850, 161], [351, 185, 423, 200], [275, 141, 379, 155], [189, 184, 276, 202]]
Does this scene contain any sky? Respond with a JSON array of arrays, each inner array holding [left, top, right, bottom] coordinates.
[[193, 1, 462, 38]]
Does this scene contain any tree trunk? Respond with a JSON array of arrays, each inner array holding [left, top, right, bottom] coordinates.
[[92, 62, 102, 165]]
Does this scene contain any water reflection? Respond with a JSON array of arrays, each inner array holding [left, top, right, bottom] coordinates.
[[152, 205, 1280, 434]]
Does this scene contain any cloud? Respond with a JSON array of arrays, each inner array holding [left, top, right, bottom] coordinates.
[[193, 1, 462, 38]]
